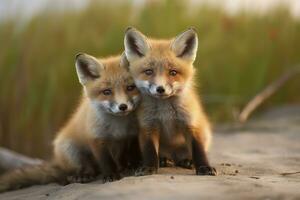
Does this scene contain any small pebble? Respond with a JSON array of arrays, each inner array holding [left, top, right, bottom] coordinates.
[[170, 176, 174, 179], [235, 170, 239, 173]]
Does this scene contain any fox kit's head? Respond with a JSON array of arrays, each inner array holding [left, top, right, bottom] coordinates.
[[75, 53, 140, 116], [124, 27, 198, 99]]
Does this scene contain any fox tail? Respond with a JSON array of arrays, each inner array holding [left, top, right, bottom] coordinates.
[[0, 162, 68, 193]]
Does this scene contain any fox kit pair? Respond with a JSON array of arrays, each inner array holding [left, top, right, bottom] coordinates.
[[0, 27, 216, 193], [0, 54, 141, 192], [124, 27, 216, 176]]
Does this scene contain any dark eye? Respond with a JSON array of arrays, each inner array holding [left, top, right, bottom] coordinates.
[[102, 89, 112, 96], [169, 70, 177, 76], [127, 84, 136, 91], [144, 69, 153, 76]]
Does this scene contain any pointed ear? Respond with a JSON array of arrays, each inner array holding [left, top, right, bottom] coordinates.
[[124, 27, 150, 62], [171, 28, 198, 62], [120, 52, 130, 70], [75, 53, 103, 85]]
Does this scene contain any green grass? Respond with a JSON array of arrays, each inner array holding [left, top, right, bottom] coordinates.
[[0, 0, 299, 158]]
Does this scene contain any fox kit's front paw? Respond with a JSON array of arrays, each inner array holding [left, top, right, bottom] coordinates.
[[159, 157, 174, 167], [196, 166, 217, 176], [67, 174, 96, 183], [102, 173, 121, 183], [120, 165, 138, 176], [135, 166, 158, 176], [176, 159, 194, 169]]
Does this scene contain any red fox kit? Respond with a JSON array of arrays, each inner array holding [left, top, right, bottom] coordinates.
[[124, 27, 217, 176], [54, 53, 141, 180], [0, 53, 141, 192]]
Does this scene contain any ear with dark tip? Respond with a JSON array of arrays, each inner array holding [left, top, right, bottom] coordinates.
[[124, 27, 150, 62], [120, 52, 130, 70], [171, 28, 198, 62], [75, 53, 102, 85]]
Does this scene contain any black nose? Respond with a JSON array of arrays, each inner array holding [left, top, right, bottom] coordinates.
[[119, 104, 128, 111], [156, 86, 165, 94]]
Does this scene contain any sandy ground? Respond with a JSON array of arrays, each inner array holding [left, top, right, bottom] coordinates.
[[0, 106, 300, 200]]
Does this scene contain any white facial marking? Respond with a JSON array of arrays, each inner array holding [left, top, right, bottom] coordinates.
[[100, 100, 111, 109], [91, 100, 114, 115], [135, 79, 150, 89], [111, 104, 121, 113], [135, 79, 151, 94], [149, 84, 158, 95]]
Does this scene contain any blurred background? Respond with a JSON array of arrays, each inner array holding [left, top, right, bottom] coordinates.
[[0, 0, 299, 159]]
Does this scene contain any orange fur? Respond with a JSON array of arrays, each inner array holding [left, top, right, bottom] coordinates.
[[124, 28, 215, 175]]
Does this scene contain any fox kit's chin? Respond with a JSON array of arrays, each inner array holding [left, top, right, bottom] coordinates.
[[149, 93, 172, 99], [109, 110, 131, 116], [153, 94, 170, 99]]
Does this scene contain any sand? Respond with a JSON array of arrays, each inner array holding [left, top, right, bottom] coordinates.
[[0, 106, 299, 200]]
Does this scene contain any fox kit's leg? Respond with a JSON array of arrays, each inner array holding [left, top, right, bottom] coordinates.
[[90, 139, 120, 182], [159, 157, 174, 168], [127, 122, 142, 170], [159, 146, 191, 168], [124, 136, 142, 170], [118, 137, 142, 176], [187, 126, 217, 175], [66, 151, 98, 183], [173, 145, 193, 169], [135, 127, 159, 176], [118, 140, 129, 172], [54, 139, 98, 183]]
